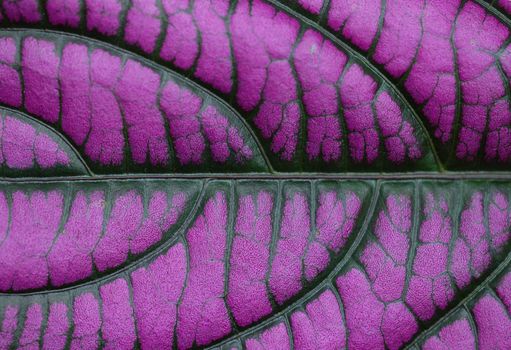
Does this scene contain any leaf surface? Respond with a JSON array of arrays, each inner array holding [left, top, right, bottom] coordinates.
[[0, 0, 511, 349]]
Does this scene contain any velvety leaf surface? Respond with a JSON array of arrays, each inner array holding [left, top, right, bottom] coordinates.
[[0, 108, 87, 176], [1, 0, 511, 349]]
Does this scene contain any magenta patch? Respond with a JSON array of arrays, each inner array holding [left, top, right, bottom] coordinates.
[[290, 290, 346, 349], [100, 278, 136, 349], [373, 0, 423, 78], [0, 190, 63, 291], [340, 64, 380, 163], [93, 190, 144, 271], [43, 303, 69, 350], [2, 0, 41, 23], [0, 115, 71, 171], [22, 37, 60, 123], [375, 92, 422, 163], [452, 192, 490, 288], [160, 80, 254, 166], [0, 306, 18, 349], [131, 243, 187, 349], [85, 0, 122, 36], [227, 191, 274, 326], [19, 303, 43, 350], [192, 0, 233, 94], [328, 0, 381, 51], [177, 192, 231, 348], [406, 193, 454, 320], [130, 191, 187, 254], [0, 37, 22, 107], [295, 30, 346, 162], [71, 293, 101, 349], [472, 294, 511, 349], [337, 267, 385, 348], [116, 60, 169, 166], [124, 0, 161, 53], [297, 0, 323, 14], [48, 191, 105, 286], [423, 318, 475, 350], [270, 191, 311, 304], [46, 0, 80, 27], [305, 190, 361, 280], [87, 48, 125, 166], [160, 0, 198, 69], [405, 0, 458, 144], [245, 322, 290, 349], [60, 42, 91, 146]]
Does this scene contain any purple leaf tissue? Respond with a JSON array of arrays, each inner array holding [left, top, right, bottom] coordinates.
[[0, 0, 511, 349]]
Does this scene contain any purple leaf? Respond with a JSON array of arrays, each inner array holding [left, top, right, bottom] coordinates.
[[1, 0, 511, 349]]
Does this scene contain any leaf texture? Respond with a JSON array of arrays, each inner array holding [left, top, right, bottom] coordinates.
[[0, 0, 511, 349]]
